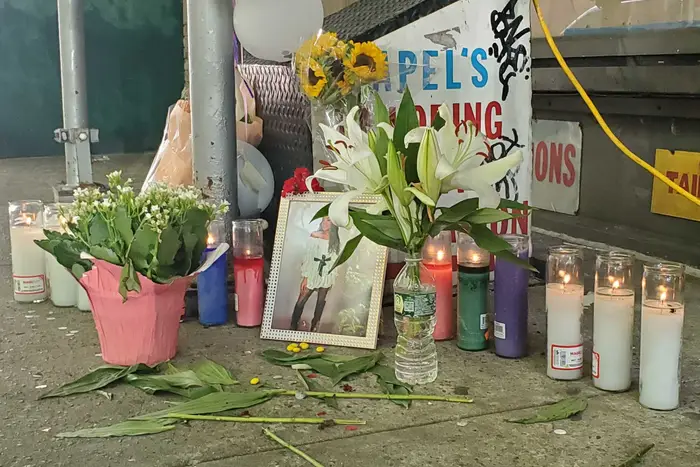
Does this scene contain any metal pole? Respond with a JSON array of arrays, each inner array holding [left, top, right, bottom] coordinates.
[[56, 0, 93, 186], [186, 0, 237, 243]]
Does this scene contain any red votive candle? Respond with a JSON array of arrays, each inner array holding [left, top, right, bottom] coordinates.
[[232, 219, 265, 327], [421, 232, 455, 340]]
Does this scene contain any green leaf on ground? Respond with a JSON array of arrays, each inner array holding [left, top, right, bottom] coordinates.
[[327, 352, 383, 386], [40, 364, 153, 399], [56, 420, 176, 438], [133, 391, 276, 420], [507, 398, 588, 424], [617, 444, 655, 467], [262, 350, 324, 365], [370, 364, 413, 408], [192, 359, 238, 386], [125, 371, 215, 399], [296, 370, 339, 409]]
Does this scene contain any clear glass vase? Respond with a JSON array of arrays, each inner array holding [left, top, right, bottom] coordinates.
[[393, 252, 438, 385]]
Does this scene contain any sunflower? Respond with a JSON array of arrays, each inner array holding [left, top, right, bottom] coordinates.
[[301, 58, 327, 99], [344, 41, 388, 82]]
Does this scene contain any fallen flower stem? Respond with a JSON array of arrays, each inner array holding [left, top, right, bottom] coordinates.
[[277, 390, 474, 403], [263, 428, 324, 467], [617, 443, 655, 467], [165, 413, 365, 425]]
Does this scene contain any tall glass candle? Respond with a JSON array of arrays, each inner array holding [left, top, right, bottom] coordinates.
[[494, 234, 529, 358], [232, 219, 265, 327], [457, 233, 489, 351], [593, 252, 634, 392], [546, 246, 584, 380], [639, 263, 685, 410], [422, 232, 455, 341], [43, 203, 78, 307], [9, 200, 48, 303], [198, 220, 229, 326]]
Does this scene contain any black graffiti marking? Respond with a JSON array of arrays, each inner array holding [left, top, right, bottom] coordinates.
[[489, 128, 524, 201], [488, 0, 531, 101]]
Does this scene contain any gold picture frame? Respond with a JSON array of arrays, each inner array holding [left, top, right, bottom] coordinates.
[[261, 192, 388, 349]]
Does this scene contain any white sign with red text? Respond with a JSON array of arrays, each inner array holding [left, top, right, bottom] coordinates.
[[375, 0, 533, 236], [531, 119, 582, 215]]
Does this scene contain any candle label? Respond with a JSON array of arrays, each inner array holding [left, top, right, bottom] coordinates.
[[494, 321, 506, 339], [394, 292, 436, 318], [13, 275, 46, 294], [480, 314, 487, 330], [592, 351, 600, 379], [550, 344, 584, 370]]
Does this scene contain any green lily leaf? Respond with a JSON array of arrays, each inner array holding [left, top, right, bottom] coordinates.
[[326, 351, 384, 386], [371, 364, 413, 408], [312, 204, 330, 222], [435, 198, 479, 224], [467, 224, 511, 253], [192, 359, 238, 386], [374, 90, 390, 125], [40, 364, 154, 399], [261, 350, 322, 365], [432, 113, 446, 132], [493, 248, 537, 272], [56, 420, 176, 439], [466, 208, 513, 225], [330, 234, 363, 272], [349, 213, 404, 251], [507, 397, 588, 424], [125, 371, 218, 399], [133, 391, 276, 420], [386, 140, 411, 206], [393, 88, 420, 183]]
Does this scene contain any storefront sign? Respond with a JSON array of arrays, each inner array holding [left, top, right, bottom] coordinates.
[[376, 0, 532, 236], [651, 149, 700, 222], [531, 120, 583, 215]]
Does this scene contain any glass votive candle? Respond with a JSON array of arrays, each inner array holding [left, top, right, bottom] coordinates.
[[546, 246, 584, 380], [494, 234, 530, 358], [43, 203, 78, 307], [232, 219, 265, 327], [456, 233, 490, 351], [593, 252, 634, 392], [9, 200, 48, 303], [422, 232, 455, 341], [198, 219, 229, 326], [639, 262, 685, 410]]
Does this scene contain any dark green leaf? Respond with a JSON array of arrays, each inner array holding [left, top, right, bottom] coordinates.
[[312, 204, 330, 222], [125, 372, 218, 399], [350, 215, 404, 251], [192, 359, 238, 386], [436, 198, 479, 224], [393, 88, 420, 183], [40, 364, 153, 399], [617, 444, 655, 467], [507, 397, 588, 424], [498, 199, 534, 212], [432, 113, 446, 132], [114, 206, 134, 244], [118, 261, 140, 300], [330, 234, 363, 272], [351, 211, 404, 240], [296, 370, 339, 409], [371, 364, 413, 408], [88, 216, 110, 245], [466, 208, 513, 225], [374, 91, 390, 124], [133, 391, 276, 420], [157, 227, 181, 267], [493, 249, 537, 272], [71, 263, 87, 279], [327, 351, 383, 386], [262, 349, 323, 365], [372, 128, 389, 175], [56, 420, 176, 438], [130, 226, 158, 268], [468, 224, 511, 253], [89, 245, 120, 264]]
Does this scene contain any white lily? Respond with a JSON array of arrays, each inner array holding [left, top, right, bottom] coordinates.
[[405, 104, 523, 208], [307, 106, 386, 228]]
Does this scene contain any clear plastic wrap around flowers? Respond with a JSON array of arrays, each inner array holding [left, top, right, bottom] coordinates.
[[293, 31, 389, 186]]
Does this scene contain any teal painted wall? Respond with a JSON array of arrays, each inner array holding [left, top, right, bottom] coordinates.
[[0, 0, 184, 158]]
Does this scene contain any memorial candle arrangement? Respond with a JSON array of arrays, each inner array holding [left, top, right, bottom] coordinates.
[[456, 233, 489, 351], [197, 219, 229, 326], [593, 252, 634, 392], [232, 219, 265, 327], [421, 232, 455, 341], [494, 234, 529, 358], [546, 246, 584, 380], [43, 203, 79, 307], [9, 200, 48, 303], [639, 263, 685, 410]]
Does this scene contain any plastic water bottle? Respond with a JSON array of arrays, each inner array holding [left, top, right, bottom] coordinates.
[[393, 254, 438, 385]]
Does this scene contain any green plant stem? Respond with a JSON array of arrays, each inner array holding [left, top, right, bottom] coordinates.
[[165, 414, 365, 425], [277, 390, 473, 403], [382, 192, 410, 247], [263, 429, 325, 467]]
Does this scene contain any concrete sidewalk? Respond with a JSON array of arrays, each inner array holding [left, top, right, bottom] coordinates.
[[0, 155, 699, 466]]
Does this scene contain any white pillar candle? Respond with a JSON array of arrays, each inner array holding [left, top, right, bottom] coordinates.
[[593, 286, 634, 391], [546, 283, 584, 380], [639, 299, 684, 410], [77, 285, 91, 311], [11, 225, 48, 303], [46, 254, 78, 307]]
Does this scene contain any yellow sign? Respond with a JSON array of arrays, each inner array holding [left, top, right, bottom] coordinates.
[[651, 149, 700, 222]]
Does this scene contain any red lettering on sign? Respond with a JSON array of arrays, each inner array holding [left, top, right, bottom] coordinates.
[[680, 173, 690, 192], [563, 144, 577, 187], [416, 105, 427, 126], [534, 142, 548, 181], [693, 174, 699, 196], [549, 143, 563, 184], [489, 201, 529, 236], [666, 171, 679, 194], [485, 101, 502, 139]]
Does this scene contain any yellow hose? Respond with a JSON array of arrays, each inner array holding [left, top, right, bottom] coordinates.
[[532, 0, 700, 208]]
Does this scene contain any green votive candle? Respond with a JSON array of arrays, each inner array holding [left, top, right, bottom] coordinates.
[[457, 233, 490, 351]]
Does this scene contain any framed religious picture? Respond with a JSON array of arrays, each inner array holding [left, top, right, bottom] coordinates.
[[261, 193, 388, 349]]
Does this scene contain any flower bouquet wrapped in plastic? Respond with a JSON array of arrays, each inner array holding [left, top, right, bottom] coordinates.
[[293, 31, 388, 184]]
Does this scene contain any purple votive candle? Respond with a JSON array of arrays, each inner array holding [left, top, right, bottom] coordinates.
[[494, 234, 530, 358]]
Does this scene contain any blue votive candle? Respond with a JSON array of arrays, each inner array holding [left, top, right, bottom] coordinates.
[[198, 222, 228, 326]]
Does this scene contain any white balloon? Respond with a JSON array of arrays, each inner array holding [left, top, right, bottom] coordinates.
[[237, 140, 275, 218], [234, 0, 324, 63]]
